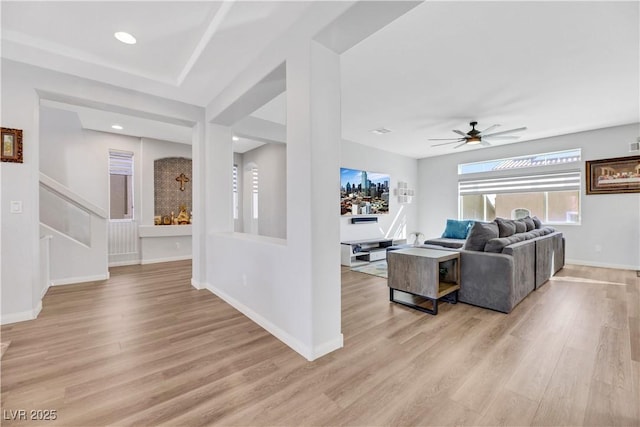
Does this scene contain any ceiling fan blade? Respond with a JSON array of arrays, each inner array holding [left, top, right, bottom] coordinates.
[[431, 139, 465, 147], [453, 142, 467, 149], [428, 138, 463, 141], [483, 127, 527, 137], [480, 124, 500, 134], [483, 135, 520, 140], [453, 130, 468, 137], [480, 141, 491, 147]]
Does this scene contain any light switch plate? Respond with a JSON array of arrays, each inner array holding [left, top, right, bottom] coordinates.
[[10, 201, 23, 214]]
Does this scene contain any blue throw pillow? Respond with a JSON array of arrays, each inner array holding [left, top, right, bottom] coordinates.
[[441, 219, 474, 239]]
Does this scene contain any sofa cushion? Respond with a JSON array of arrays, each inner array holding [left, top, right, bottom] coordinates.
[[528, 229, 545, 237], [424, 237, 465, 249], [484, 234, 526, 253], [520, 231, 536, 240], [514, 219, 527, 233], [441, 219, 474, 239], [464, 221, 499, 251], [531, 216, 543, 229], [494, 218, 516, 237], [522, 216, 535, 231]]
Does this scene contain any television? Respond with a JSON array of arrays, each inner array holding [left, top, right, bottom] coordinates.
[[340, 167, 390, 215]]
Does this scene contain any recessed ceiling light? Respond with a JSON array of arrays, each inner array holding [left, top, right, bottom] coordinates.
[[232, 136, 239, 141], [370, 128, 392, 135], [114, 32, 136, 45], [111, 124, 123, 130]]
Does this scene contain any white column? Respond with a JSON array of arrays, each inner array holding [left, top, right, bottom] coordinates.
[[191, 120, 206, 289], [206, 124, 234, 234], [287, 40, 343, 358]]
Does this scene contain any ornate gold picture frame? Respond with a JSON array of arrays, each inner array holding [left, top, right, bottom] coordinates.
[[585, 155, 640, 194], [1, 127, 23, 163]]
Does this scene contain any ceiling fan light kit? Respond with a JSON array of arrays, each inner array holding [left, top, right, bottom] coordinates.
[[429, 120, 527, 149]]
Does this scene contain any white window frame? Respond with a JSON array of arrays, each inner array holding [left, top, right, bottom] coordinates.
[[458, 149, 582, 225], [458, 149, 581, 175], [108, 150, 134, 222]]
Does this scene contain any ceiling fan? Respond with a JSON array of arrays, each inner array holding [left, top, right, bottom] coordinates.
[[429, 121, 527, 149]]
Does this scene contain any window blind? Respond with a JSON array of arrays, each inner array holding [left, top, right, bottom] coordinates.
[[109, 151, 133, 176], [233, 165, 239, 220], [459, 171, 581, 195], [251, 167, 259, 219]]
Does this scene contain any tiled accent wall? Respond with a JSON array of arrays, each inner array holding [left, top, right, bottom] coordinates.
[[154, 157, 193, 218]]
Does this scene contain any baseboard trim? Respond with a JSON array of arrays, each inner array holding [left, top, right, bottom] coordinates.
[[310, 334, 344, 361], [1, 301, 42, 325], [109, 260, 141, 267], [205, 282, 340, 361], [33, 300, 42, 318], [191, 278, 204, 290], [204, 282, 311, 359], [566, 259, 640, 271], [51, 273, 110, 286], [41, 282, 51, 298], [140, 255, 192, 265]]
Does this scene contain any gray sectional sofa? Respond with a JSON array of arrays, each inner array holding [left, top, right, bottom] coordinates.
[[419, 218, 565, 313]]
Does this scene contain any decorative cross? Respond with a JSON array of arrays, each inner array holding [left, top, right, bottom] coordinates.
[[176, 173, 190, 191]]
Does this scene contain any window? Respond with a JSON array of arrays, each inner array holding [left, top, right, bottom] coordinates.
[[458, 151, 582, 224], [251, 166, 259, 219], [233, 164, 239, 220], [109, 150, 134, 220], [458, 149, 581, 175]]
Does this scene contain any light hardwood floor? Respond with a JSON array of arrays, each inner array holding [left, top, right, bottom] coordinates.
[[1, 260, 639, 426]]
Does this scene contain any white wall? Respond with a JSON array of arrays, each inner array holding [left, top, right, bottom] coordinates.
[[40, 221, 108, 285], [40, 107, 142, 218], [140, 236, 192, 264], [40, 110, 195, 268], [340, 140, 419, 242], [1, 59, 202, 324], [1, 68, 40, 323], [41, 110, 194, 228], [204, 39, 344, 361], [138, 225, 192, 264], [233, 152, 244, 232], [417, 124, 640, 270], [238, 143, 287, 239]]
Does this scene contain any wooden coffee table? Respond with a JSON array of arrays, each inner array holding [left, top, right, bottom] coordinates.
[[387, 248, 460, 315]]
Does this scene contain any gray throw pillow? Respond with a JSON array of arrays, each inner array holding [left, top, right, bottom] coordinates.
[[529, 229, 544, 237], [522, 216, 535, 231], [513, 220, 526, 233], [494, 218, 516, 237], [542, 226, 556, 234], [531, 216, 543, 229], [464, 221, 499, 251], [484, 234, 526, 253]]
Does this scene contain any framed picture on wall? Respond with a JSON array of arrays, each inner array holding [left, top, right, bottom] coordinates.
[[585, 155, 640, 194], [1, 127, 23, 163]]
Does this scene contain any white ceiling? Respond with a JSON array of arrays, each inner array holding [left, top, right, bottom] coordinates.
[[40, 100, 193, 145], [251, 92, 287, 126], [233, 137, 265, 154], [1, 1, 312, 106], [2, 1, 638, 159], [340, 1, 640, 158]]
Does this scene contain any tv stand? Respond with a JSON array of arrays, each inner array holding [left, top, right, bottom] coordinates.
[[340, 238, 394, 267]]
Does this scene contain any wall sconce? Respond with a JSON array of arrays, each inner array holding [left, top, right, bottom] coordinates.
[[395, 181, 414, 204]]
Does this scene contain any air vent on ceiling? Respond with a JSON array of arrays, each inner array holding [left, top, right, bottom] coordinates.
[[630, 138, 640, 152], [371, 128, 392, 135]]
